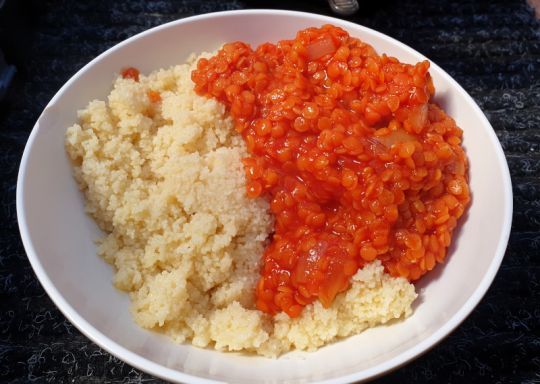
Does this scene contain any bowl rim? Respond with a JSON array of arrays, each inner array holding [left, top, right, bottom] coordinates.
[[16, 9, 513, 384]]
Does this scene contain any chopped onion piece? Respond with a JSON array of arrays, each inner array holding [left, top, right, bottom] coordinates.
[[307, 37, 336, 61], [373, 129, 416, 148]]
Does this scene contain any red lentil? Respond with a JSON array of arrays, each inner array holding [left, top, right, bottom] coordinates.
[[121, 67, 140, 81], [192, 25, 470, 318], [147, 90, 161, 103]]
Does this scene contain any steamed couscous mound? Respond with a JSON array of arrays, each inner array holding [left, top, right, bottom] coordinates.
[[65, 54, 416, 357]]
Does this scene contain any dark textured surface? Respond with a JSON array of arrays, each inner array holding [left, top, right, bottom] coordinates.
[[0, 0, 539, 383]]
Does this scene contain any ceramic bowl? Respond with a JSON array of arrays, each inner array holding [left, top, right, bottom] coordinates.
[[17, 10, 512, 384]]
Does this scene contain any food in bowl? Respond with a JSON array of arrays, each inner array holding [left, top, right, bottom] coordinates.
[[65, 24, 469, 357], [192, 24, 470, 317]]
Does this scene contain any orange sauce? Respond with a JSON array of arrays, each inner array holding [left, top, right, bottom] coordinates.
[[192, 25, 470, 317]]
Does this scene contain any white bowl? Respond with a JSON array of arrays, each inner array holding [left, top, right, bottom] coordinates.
[[17, 9, 512, 384]]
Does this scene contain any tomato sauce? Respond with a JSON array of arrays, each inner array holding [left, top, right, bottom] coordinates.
[[192, 25, 470, 318]]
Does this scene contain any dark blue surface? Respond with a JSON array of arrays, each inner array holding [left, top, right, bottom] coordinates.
[[0, 0, 539, 382]]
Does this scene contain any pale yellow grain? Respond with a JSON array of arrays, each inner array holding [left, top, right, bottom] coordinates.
[[66, 54, 417, 357]]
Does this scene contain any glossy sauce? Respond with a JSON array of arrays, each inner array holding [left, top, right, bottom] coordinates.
[[192, 25, 470, 317]]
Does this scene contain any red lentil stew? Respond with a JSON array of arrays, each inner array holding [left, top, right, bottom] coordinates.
[[192, 25, 470, 318]]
